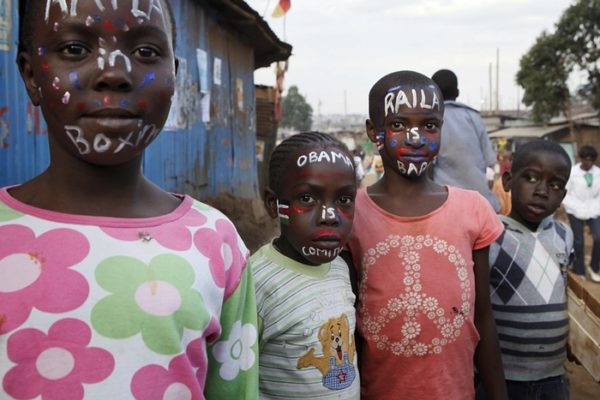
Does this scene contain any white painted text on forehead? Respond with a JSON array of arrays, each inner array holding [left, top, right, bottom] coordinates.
[[296, 150, 354, 169], [44, 0, 168, 31], [384, 86, 440, 117]]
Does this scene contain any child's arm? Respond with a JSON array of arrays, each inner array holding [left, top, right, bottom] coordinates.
[[473, 247, 508, 400], [205, 263, 259, 399]]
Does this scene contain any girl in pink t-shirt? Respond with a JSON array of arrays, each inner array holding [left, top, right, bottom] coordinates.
[[346, 71, 507, 400]]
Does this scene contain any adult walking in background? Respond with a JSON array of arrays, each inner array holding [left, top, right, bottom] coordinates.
[[431, 69, 500, 212], [563, 145, 600, 282]]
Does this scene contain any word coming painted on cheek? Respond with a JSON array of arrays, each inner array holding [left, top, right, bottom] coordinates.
[[301, 246, 343, 259], [45, 0, 167, 28], [64, 123, 158, 155], [296, 151, 353, 169], [384, 87, 440, 117]]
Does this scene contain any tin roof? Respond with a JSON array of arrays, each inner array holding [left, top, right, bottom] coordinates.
[[200, 0, 292, 68]]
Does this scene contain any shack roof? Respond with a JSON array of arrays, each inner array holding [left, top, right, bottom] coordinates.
[[200, 0, 292, 68], [489, 124, 569, 139]]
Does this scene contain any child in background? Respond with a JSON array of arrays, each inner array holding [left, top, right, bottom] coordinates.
[[1, 1, 257, 398], [479, 140, 573, 399], [251, 132, 360, 399], [346, 71, 508, 399]]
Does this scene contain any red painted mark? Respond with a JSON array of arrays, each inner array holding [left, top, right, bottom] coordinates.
[[292, 205, 311, 214], [137, 100, 147, 109], [103, 96, 112, 105], [75, 102, 86, 111], [0, 106, 8, 117], [338, 208, 354, 221], [42, 63, 49, 70], [104, 20, 115, 33]]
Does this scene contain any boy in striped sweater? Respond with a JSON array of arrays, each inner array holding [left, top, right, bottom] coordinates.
[[250, 132, 360, 399], [479, 140, 573, 399]]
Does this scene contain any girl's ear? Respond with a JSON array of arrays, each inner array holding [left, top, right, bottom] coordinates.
[[17, 51, 41, 106], [263, 187, 279, 219], [501, 170, 512, 193]]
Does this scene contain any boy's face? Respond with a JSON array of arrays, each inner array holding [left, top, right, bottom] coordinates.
[[268, 146, 356, 265], [19, 0, 176, 166], [503, 150, 570, 231], [367, 83, 443, 178]]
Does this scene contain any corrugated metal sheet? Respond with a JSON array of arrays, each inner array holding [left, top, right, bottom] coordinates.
[[0, 0, 289, 199], [489, 124, 570, 139]]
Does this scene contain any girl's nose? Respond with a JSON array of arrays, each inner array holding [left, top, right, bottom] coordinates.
[[318, 205, 339, 225], [93, 50, 134, 92]]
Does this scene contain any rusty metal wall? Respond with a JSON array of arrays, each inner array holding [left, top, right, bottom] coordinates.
[[0, 0, 258, 198]]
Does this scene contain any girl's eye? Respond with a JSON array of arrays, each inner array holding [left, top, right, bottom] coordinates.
[[133, 46, 159, 59], [338, 196, 354, 205], [391, 121, 405, 130], [550, 182, 563, 190], [59, 43, 89, 57], [299, 194, 315, 204], [526, 175, 538, 183]]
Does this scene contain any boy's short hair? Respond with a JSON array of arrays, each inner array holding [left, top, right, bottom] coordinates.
[[18, 0, 177, 53], [511, 140, 572, 173], [431, 69, 459, 101], [268, 131, 351, 194], [578, 144, 598, 160], [368, 71, 443, 127]]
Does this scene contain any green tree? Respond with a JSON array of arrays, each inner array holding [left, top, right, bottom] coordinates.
[[517, 0, 600, 123], [281, 86, 313, 131]]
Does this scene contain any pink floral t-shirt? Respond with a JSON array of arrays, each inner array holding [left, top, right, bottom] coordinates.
[[347, 186, 503, 400], [0, 187, 258, 399]]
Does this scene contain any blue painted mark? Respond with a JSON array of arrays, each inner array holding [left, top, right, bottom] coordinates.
[[390, 139, 398, 147], [120, 99, 130, 107], [93, 15, 102, 22], [377, 132, 385, 141], [37, 46, 47, 56], [94, 99, 103, 107], [139, 72, 156, 88], [69, 71, 82, 90], [386, 85, 402, 93], [429, 141, 438, 152]]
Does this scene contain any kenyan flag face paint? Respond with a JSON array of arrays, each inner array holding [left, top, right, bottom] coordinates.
[[277, 199, 290, 224]]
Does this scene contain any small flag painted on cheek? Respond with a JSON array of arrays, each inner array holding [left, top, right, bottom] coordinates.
[[277, 199, 290, 224]]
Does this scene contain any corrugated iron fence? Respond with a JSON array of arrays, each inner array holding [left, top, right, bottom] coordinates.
[[0, 0, 258, 198]]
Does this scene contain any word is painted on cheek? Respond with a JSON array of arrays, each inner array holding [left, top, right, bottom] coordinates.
[[45, 0, 167, 29], [302, 246, 343, 259], [296, 151, 353, 168], [384, 87, 440, 117], [277, 199, 290, 224], [64, 123, 158, 155]]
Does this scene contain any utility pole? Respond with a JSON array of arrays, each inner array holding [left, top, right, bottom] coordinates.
[[495, 48, 500, 113], [489, 62, 493, 112]]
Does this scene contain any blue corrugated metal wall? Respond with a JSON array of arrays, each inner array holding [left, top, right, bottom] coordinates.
[[0, 0, 258, 199]]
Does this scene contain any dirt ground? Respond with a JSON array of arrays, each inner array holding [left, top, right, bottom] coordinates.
[[206, 192, 599, 398]]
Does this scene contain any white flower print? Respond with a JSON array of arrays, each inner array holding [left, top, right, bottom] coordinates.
[[388, 298, 402, 311], [433, 346, 442, 354], [433, 240, 448, 253], [403, 276, 414, 286], [453, 315, 465, 328], [389, 235, 401, 247], [424, 238, 433, 246], [413, 343, 428, 356], [391, 342, 404, 356], [458, 267, 468, 281], [376, 242, 390, 255], [448, 245, 456, 253], [449, 254, 457, 263], [423, 297, 438, 312], [401, 236, 415, 246], [402, 292, 422, 310], [401, 321, 421, 339], [441, 323, 455, 338], [212, 321, 257, 381], [368, 248, 376, 256], [416, 235, 425, 243], [413, 283, 422, 292]]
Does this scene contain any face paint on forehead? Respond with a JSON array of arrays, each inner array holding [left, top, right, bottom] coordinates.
[[44, 0, 169, 32], [295, 149, 354, 169], [383, 85, 440, 117]]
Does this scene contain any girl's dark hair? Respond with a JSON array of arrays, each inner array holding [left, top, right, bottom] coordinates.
[[18, 0, 177, 54], [511, 139, 572, 173], [579, 144, 598, 160], [268, 131, 352, 194]]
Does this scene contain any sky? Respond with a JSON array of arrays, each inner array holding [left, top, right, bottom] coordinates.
[[246, 0, 578, 116]]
